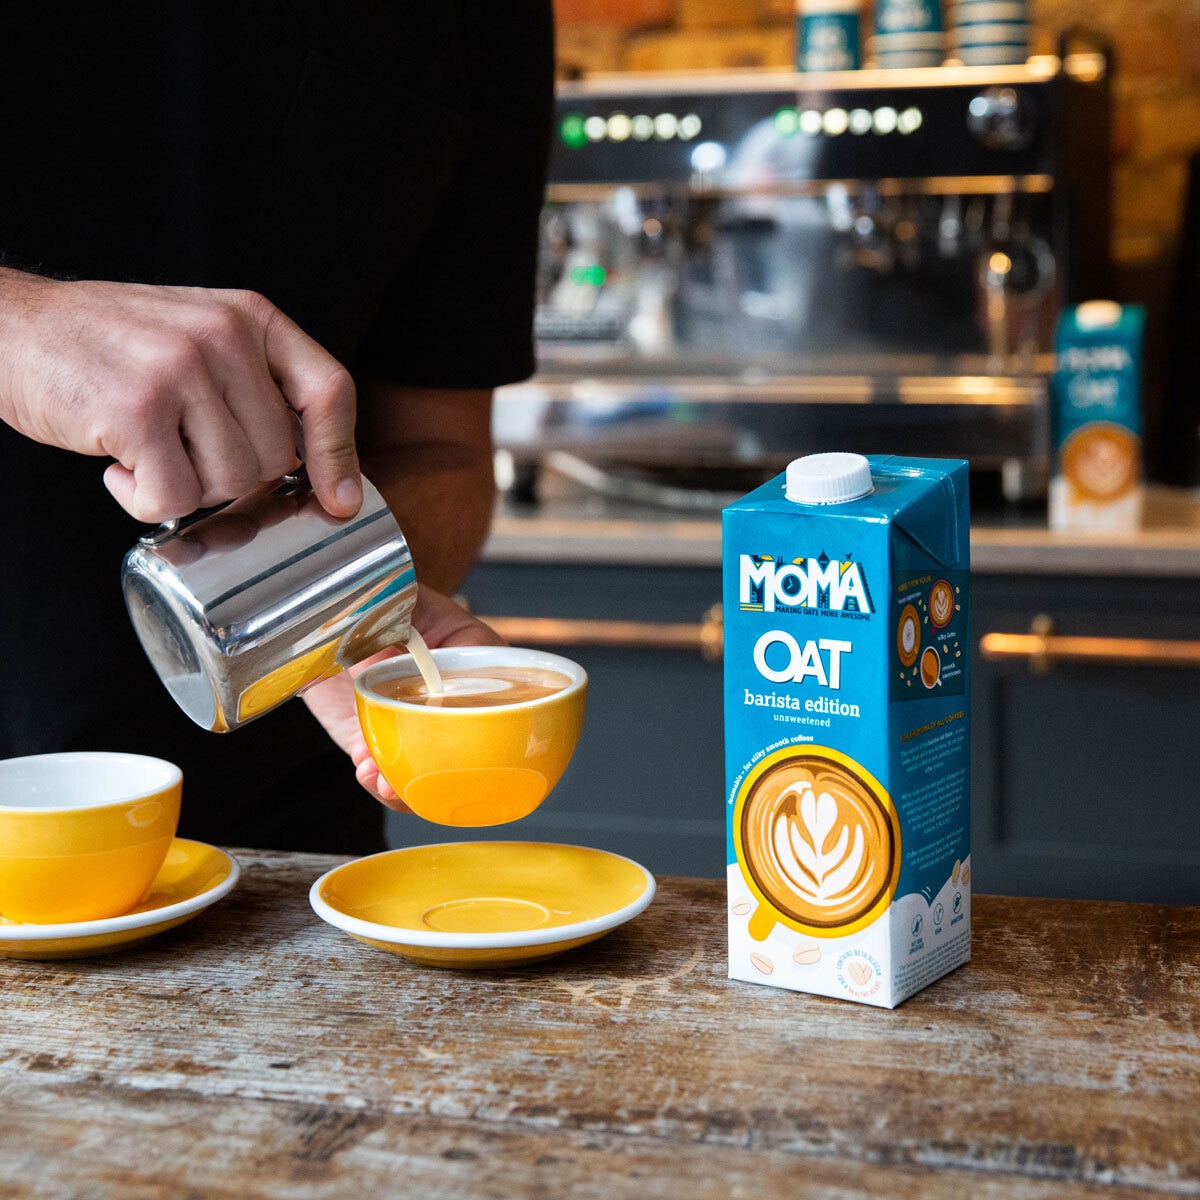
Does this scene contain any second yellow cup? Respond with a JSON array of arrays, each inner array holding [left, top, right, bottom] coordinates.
[[355, 647, 587, 827], [0, 751, 181, 924]]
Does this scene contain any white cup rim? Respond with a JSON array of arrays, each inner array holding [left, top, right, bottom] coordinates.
[[355, 646, 587, 713], [0, 751, 182, 814]]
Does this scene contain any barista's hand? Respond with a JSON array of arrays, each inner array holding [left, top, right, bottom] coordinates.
[[301, 585, 507, 809], [0, 268, 362, 522]]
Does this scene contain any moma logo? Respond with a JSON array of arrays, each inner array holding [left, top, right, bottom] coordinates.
[[1059, 345, 1133, 373], [739, 553, 873, 615]]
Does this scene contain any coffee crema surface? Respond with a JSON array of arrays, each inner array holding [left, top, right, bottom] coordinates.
[[374, 667, 572, 709]]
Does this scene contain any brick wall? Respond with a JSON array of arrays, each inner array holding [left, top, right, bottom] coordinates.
[[553, 0, 1200, 265]]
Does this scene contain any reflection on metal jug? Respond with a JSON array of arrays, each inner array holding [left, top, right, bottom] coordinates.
[[121, 468, 417, 733]]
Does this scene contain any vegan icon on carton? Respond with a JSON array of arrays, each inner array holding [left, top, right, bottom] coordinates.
[[723, 453, 971, 1009]]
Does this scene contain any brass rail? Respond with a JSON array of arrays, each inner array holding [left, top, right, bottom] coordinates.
[[980, 615, 1200, 670], [478, 607, 724, 660]]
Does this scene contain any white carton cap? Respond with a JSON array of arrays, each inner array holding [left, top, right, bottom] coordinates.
[[785, 452, 874, 504], [798, 0, 863, 12], [1075, 300, 1123, 330]]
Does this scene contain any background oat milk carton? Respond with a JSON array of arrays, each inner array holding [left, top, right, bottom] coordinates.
[[1049, 301, 1146, 533], [723, 453, 971, 1008]]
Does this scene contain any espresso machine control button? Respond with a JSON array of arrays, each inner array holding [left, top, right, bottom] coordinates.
[[967, 87, 1032, 151]]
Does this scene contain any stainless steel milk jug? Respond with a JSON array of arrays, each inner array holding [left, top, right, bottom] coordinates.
[[121, 468, 417, 732]]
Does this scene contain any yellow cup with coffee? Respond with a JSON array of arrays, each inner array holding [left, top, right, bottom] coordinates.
[[355, 647, 587, 827], [0, 751, 182, 924]]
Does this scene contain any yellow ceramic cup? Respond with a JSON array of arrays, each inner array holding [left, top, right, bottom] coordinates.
[[0, 752, 182, 924], [355, 647, 587, 827]]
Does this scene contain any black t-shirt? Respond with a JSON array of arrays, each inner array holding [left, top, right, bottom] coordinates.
[[0, 3, 554, 853]]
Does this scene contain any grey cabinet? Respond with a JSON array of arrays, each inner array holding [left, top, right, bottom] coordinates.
[[971, 573, 1200, 905], [386, 559, 1200, 904]]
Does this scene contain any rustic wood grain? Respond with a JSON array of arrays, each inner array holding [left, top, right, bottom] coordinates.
[[1, 849, 1197, 1198]]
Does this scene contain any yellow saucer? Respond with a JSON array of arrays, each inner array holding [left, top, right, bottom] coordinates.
[[309, 842, 656, 968], [0, 839, 239, 960]]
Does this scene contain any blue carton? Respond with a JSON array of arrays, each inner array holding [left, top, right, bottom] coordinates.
[[1049, 302, 1145, 532], [722, 454, 971, 1007]]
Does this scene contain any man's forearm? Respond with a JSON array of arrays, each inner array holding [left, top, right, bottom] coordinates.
[[356, 382, 496, 595]]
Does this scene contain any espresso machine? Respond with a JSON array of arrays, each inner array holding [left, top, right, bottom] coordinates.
[[494, 50, 1111, 506]]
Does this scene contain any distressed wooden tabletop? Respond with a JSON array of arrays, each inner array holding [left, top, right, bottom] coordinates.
[[0, 849, 1197, 1199]]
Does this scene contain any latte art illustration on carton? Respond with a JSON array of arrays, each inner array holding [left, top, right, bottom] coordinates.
[[736, 750, 900, 937], [1060, 423, 1139, 501], [723, 454, 971, 1008], [920, 646, 941, 688], [897, 604, 920, 667], [929, 579, 955, 628]]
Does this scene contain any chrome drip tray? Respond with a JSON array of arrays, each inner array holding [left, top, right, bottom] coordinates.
[[494, 367, 1050, 482], [531, 452, 774, 512]]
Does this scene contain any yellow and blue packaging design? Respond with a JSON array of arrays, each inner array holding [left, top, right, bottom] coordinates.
[[723, 453, 971, 1008]]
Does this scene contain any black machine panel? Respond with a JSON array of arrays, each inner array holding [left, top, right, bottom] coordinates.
[[550, 78, 1060, 185]]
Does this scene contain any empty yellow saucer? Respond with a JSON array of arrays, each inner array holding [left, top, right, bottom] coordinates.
[[309, 841, 656, 968], [0, 839, 239, 960]]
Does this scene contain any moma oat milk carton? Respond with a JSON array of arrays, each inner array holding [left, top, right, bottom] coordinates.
[[723, 453, 971, 1008], [1049, 301, 1146, 533]]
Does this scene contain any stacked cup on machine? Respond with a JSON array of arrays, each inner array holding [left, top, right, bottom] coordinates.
[[948, 0, 1031, 65], [796, 0, 863, 72], [870, 0, 945, 68]]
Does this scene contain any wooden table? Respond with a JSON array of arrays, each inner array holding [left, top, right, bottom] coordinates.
[[2, 849, 1197, 1198]]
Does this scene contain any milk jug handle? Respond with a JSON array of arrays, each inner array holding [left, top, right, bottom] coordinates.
[[139, 406, 310, 546], [137, 466, 310, 548]]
